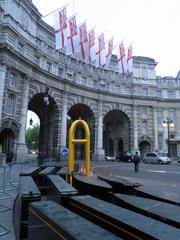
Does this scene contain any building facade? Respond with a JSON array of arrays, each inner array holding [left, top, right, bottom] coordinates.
[[1, 0, 180, 162]]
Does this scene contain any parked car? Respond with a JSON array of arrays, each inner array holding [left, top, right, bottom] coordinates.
[[117, 151, 134, 162], [105, 156, 116, 161], [143, 152, 172, 164]]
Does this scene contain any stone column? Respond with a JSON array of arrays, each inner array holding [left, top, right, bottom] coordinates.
[[16, 76, 29, 162], [133, 105, 138, 150], [93, 100, 105, 161], [153, 107, 158, 151], [60, 93, 68, 160], [0, 64, 6, 129]]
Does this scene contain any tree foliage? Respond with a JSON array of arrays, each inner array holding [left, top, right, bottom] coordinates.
[[26, 124, 40, 150]]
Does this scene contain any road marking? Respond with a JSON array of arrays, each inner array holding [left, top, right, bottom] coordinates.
[[147, 169, 180, 174], [93, 165, 180, 174], [147, 170, 166, 173]]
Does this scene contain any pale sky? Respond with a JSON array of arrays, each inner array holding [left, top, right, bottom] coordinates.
[[32, 0, 180, 77]]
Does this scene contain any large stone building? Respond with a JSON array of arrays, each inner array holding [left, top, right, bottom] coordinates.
[[0, 0, 180, 162]]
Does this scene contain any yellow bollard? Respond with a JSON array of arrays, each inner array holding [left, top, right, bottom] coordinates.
[[67, 118, 90, 184]]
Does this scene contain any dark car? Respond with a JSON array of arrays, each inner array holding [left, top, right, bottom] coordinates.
[[117, 152, 133, 162], [123, 152, 133, 162]]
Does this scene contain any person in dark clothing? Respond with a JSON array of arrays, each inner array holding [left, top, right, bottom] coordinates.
[[6, 150, 13, 167], [133, 152, 140, 172]]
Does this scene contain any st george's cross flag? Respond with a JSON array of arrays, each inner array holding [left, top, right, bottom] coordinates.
[[87, 28, 96, 64], [117, 41, 127, 75], [96, 33, 106, 67], [53, 7, 68, 49], [127, 44, 133, 74], [79, 22, 88, 62], [105, 37, 113, 67], [66, 15, 79, 55]]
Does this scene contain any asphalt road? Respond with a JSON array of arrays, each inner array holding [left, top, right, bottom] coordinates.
[[92, 161, 180, 203]]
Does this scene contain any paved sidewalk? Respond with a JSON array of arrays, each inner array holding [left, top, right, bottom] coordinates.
[[0, 163, 36, 240], [0, 160, 179, 240]]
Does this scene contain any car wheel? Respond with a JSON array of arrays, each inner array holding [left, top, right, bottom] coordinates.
[[143, 159, 147, 163], [158, 160, 163, 164]]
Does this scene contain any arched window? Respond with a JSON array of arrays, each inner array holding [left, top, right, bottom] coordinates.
[[142, 119, 148, 133], [6, 94, 15, 114]]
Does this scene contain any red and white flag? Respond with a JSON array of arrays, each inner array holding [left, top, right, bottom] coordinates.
[[66, 15, 79, 55], [53, 7, 68, 49], [87, 28, 96, 64], [96, 33, 106, 67], [105, 38, 113, 67], [127, 44, 133, 74], [79, 22, 88, 61], [117, 41, 127, 75]]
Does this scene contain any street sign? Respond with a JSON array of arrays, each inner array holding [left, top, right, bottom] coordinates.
[[61, 148, 69, 157]]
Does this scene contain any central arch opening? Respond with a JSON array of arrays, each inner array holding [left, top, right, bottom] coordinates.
[[103, 110, 130, 158], [68, 104, 95, 160]]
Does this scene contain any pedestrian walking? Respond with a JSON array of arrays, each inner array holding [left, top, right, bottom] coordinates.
[[133, 152, 140, 172], [6, 150, 13, 167]]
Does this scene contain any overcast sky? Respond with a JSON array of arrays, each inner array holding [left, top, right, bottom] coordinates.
[[32, 0, 180, 77]]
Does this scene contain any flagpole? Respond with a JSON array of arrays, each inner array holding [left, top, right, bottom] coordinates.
[[113, 40, 124, 51], [41, 4, 68, 19], [105, 36, 114, 44]]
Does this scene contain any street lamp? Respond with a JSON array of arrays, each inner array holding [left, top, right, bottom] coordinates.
[[42, 87, 50, 159], [43, 87, 49, 106], [163, 118, 174, 157]]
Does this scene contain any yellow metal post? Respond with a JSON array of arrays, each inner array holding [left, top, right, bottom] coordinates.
[[67, 118, 90, 184]]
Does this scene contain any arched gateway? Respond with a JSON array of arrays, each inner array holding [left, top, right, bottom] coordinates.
[[1, 0, 180, 162], [103, 110, 131, 158]]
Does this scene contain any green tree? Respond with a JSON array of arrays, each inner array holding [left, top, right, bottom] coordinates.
[[26, 124, 40, 150]]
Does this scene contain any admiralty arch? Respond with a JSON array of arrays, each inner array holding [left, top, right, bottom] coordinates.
[[1, 0, 180, 162]]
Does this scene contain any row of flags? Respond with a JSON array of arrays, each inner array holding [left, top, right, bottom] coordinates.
[[53, 7, 133, 75]]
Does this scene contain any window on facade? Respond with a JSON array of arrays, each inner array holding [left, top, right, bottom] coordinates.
[[87, 79, 92, 87], [106, 83, 110, 91], [157, 111, 162, 125], [168, 111, 174, 121], [17, 42, 24, 54], [81, 77, 87, 86], [141, 107, 147, 116], [142, 88, 148, 96], [46, 62, 52, 73], [126, 87, 131, 95], [158, 134, 163, 150], [93, 81, 97, 88], [168, 91, 174, 99], [6, 95, 15, 114], [111, 84, 115, 92], [58, 68, 63, 77], [142, 120, 148, 133], [34, 56, 40, 65], [115, 85, 120, 93], [8, 73, 17, 88], [157, 90, 162, 97]]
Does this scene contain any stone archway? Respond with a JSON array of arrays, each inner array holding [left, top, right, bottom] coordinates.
[[28, 93, 59, 159], [0, 128, 15, 155], [68, 103, 95, 160], [139, 140, 151, 160], [103, 110, 130, 158]]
